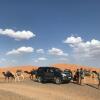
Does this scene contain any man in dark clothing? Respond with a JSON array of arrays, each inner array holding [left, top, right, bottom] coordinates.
[[97, 72, 100, 89], [74, 69, 80, 84], [79, 68, 84, 85]]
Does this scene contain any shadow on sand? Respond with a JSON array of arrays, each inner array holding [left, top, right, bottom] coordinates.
[[86, 84, 99, 89]]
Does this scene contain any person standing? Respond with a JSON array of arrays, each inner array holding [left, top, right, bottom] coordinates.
[[74, 69, 80, 84], [79, 68, 85, 85], [97, 72, 100, 89]]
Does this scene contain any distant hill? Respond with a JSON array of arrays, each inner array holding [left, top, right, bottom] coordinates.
[[52, 63, 100, 72], [0, 65, 38, 73], [0, 64, 100, 73]]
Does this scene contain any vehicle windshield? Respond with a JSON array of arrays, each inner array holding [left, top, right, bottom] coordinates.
[[55, 68, 62, 72]]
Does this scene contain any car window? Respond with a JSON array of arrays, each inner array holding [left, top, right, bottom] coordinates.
[[55, 68, 62, 72], [49, 69, 53, 73], [46, 69, 50, 72]]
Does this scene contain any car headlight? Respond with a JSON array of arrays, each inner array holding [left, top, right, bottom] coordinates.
[[62, 73, 66, 77]]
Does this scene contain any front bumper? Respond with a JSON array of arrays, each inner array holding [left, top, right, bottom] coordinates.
[[62, 76, 72, 81]]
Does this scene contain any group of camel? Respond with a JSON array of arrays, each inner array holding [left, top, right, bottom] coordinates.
[[1, 68, 99, 83], [2, 69, 36, 82]]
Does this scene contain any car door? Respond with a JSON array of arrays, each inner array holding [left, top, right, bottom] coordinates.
[[45, 68, 54, 80]]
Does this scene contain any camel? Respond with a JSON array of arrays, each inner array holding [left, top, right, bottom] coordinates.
[[14, 70, 24, 82], [2, 71, 15, 82], [24, 69, 36, 80], [2, 70, 24, 82]]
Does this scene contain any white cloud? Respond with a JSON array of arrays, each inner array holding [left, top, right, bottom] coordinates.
[[0, 29, 35, 40], [48, 48, 68, 56], [38, 57, 47, 61], [7, 49, 20, 55], [6, 46, 34, 55], [36, 49, 44, 54], [34, 57, 47, 63], [17, 47, 33, 53], [64, 36, 100, 59], [34, 60, 39, 63], [63, 36, 82, 44]]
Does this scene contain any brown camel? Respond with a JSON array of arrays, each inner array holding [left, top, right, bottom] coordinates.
[[2, 71, 15, 82], [2, 70, 24, 82], [24, 69, 36, 80]]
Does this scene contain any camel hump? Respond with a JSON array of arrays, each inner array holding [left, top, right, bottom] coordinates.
[[16, 70, 22, 76], [6, 71, 12, 75]]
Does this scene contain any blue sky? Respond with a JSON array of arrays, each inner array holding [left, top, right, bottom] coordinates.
[[0, 0, 100, 67]]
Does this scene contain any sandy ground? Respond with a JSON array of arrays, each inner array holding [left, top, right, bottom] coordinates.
[[0, 90, 33, 100], [0, 77, 100, 100]]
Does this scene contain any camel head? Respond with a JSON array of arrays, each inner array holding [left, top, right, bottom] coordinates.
[[24, 71, 29, 73], [2, 72, 5, 74], [2, 72, 6, 76]]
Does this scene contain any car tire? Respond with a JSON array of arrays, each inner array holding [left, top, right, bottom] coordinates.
[[54, 77, 62, 84], [66, 80, 71, 83], [37, 76, 43, 83]]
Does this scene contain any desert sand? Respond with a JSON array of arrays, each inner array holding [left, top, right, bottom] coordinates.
[[0, 78, 100, 100], [0, 64, 100, 100]]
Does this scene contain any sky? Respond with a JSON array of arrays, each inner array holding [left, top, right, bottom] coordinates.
[[0, 0, 100, 67]]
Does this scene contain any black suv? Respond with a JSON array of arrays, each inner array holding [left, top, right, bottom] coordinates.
[[35, 67, 72, 84]]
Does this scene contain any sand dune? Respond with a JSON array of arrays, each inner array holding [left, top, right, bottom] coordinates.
[[0, 65, 38, 73], [53, 63, 100, 72], [0, 63, 100, 73], [0, 63, 100, 100]]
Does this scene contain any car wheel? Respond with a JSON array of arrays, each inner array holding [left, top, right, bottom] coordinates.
[[66, 80, 71, 83], [54, 77, 61, 84], [37, 76, 43, 83]]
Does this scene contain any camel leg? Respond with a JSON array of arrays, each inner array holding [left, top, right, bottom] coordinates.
[[21, 75, 24, 81], [19, 75, 24, 81], [23, 75, 24, 80], [15, 76, 20, 82], [14, 75, 19, 82], [4, 77, 7, 82], [18, 76, 20, 82], [15, 76, 17, 82], [5, 77, 6, 81], [15, 77, 16, 82], [8, 77, 9, 82], [30, 75, 33, 80], [11, 77, 14, 82], [29, 75, 31, 80], [32, 75, 33, 80], [14, 74, 18, 82], [10, 77, 12, 82]]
